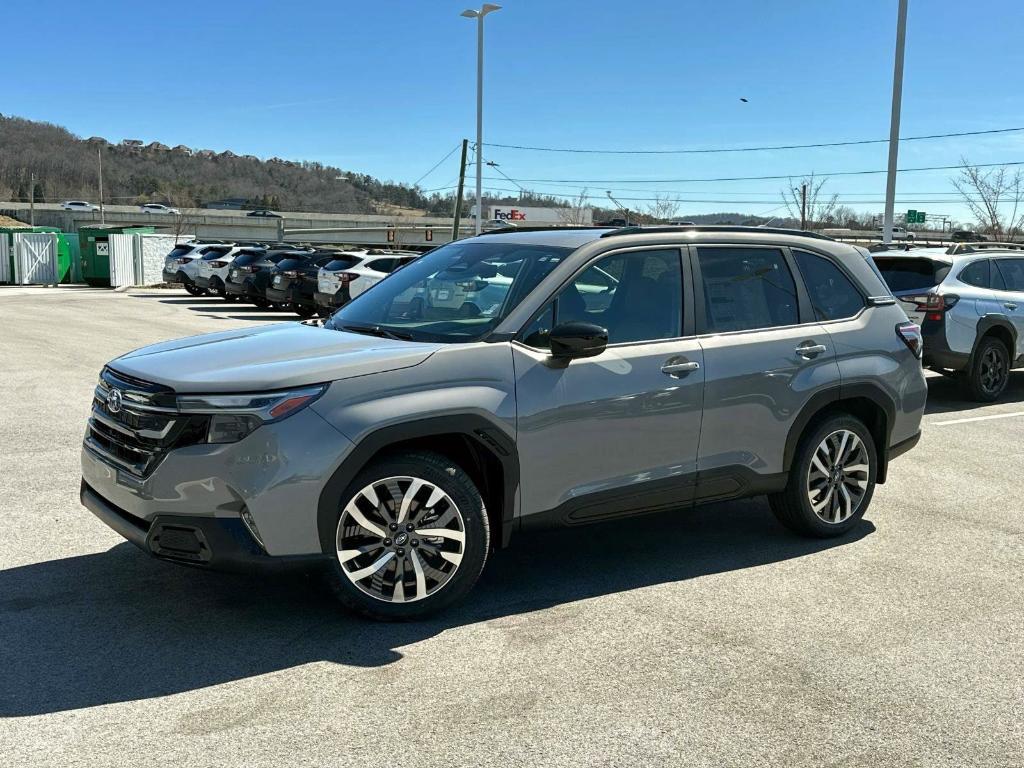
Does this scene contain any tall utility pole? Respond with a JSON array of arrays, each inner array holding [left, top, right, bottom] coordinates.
[[800, 183, 808, 230], [461, 4, 501, 236], [451, 138, 469, 241], [883, 0, 909, 245], [606, 190, 630, 226], [29, 172, 36, 225], [97, 147, 106, 225]]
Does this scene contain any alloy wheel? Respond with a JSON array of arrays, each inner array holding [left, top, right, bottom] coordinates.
[[335, 476, 466, 603], [979, 346, 1008, 395], [806, 429, 870, 524]]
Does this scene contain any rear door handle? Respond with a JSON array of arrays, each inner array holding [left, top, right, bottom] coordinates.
[[1005, 302, 1018, 310], [795, 343, 827, 358], [661, 360, 700, 376]]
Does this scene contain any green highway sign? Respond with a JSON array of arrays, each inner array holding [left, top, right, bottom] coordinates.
[[906, 210, 926, 224]]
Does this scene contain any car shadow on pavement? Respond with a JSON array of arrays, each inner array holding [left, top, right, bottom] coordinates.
[[923, 371, 1024, 415], [0, 498, 873, 716]]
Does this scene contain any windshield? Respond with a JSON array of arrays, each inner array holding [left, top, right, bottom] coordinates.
[[326, 240, 574, 342], [873, 257, 950, 292]]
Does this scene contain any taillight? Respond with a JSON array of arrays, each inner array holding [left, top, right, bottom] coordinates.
[[896, 322, 923, 358], [907, 292, 958, 322], [210, 261, 227, 268], [282, 270, 300, 278], [178, 257, 194, 264], [338, 272, 356, 283]]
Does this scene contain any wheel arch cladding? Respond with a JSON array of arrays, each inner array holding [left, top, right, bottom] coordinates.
[[783, 385, 894, 483], [316, 415, 519, 553], [975, 316, 1016, 363]]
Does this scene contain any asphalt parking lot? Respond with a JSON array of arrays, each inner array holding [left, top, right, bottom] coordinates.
[[1, 285, 1022, 767]]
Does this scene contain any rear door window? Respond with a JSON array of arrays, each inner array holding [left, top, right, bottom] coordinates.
[[696, 247, 798, 332], [793, 250, 865, 321], [993, 259, 1024, 292], [959, 259, 991, 288]]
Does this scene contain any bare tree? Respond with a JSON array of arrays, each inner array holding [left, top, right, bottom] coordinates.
[[557, 187, 592, 225], [645, 193, 681, 222], [780, 174, 839, 229], [952, 159, 1024, 240]]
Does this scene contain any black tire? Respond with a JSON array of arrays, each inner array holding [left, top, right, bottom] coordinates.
[[252, 297, 270, 308], [768, 414, 877, 538], [183, 282, 206, 297], [293, 303, 316, 319], [324, 451, 490, 621], [209, 278, 226, 297], [965, 335, 1010, 402]]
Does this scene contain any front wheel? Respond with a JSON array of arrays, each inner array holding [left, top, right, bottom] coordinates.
[[292, 303, 316, 319], [183, 282, 205, 297], [768, 414, 877, 538], [325, 451, 490, 620]]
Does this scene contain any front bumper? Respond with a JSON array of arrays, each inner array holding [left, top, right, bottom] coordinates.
[[81, 481, 329, 572], [80, 406, 354, 560]]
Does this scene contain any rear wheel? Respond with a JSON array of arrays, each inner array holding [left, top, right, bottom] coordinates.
[[183, 282, 205, 297], [966, 336, 1009, 402], [769, 414, 877, 538], [325, 451, 489, 620]]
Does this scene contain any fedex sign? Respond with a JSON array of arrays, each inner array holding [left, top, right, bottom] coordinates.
[[492, 208, 528, 221]]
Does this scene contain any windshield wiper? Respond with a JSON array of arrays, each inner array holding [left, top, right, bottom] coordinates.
[[336, 324, 414, 341]]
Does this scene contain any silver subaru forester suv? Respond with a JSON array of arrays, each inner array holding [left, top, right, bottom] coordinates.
[[81, 226, 927, 620]]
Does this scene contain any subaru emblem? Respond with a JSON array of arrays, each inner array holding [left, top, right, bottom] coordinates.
[[106, 388, 123, 414]]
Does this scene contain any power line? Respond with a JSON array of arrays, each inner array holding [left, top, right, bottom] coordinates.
[[478, 160, 1024, 185], [412, 143, 462, 187], [484, 126, 1024, 155]]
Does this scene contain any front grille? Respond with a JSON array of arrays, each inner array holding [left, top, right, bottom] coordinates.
[[86, 368, 208, 478]]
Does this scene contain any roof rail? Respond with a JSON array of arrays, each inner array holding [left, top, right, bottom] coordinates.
[[599, 225, 835, 241], [945, 241, 1024, 255], [475, 225, 608, 236]]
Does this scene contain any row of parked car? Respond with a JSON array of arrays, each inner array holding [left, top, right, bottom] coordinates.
[[162, 241, 421, 318]]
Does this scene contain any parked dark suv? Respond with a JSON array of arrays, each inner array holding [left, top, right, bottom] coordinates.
[[224, 247, 314, 307], [264, 249, 341, 318], [82, 226, 926, 620]]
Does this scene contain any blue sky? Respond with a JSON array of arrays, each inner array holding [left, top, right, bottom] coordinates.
[[6, 0, 1024, 221]]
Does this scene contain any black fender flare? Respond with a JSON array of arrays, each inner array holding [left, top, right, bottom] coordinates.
[[972, 314, 1017, 367], [782, 383, 897, 483], [316, 415, 520, 552]]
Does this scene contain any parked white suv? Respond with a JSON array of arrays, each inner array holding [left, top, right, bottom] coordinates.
[[873, 243, 1024, 400], [194, 246, 258, 298], [162, 242, 233, 296], [62, 200, 100, 212], [313, 250, 419, 315]]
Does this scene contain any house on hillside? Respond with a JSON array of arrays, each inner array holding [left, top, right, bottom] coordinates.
[[172, 144, 193, 156], [120, 139, 144, 152], [195, 149, 216, 159], [242, 154, 259, 161], [85, 136, 109, 146], [146, 142, 171, 153], [219, 150, 237, 159]]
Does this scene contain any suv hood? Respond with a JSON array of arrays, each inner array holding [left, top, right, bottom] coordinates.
[[110, 323, 441, 392]]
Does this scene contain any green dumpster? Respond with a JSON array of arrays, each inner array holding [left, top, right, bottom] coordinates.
[[78, 226, 155, 286]]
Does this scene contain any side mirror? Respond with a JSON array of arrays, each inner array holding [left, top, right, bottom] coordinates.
[[549, 321, 608, 360]]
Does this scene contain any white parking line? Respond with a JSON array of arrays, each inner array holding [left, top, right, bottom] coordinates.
[[932, 411, 1024, 426]]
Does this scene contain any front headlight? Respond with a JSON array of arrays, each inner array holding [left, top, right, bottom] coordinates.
[[176, 384, 327, 444]]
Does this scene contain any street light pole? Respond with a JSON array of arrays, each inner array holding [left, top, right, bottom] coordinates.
[[462, 4, 501, 236], [883, 0, 909, 245]]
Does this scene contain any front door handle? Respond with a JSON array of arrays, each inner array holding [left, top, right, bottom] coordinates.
[[1005, 302, 1018, 310], [661, 360, 700, 376], [795, 343, 827, 358]]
